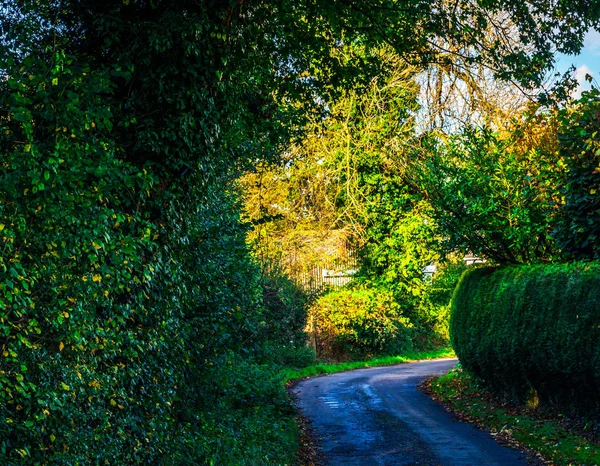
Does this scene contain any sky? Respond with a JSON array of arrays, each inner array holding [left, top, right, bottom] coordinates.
[[554, 28, 600, 98]]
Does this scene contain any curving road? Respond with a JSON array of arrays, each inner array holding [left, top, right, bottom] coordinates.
[[293, 358, 528, 465]]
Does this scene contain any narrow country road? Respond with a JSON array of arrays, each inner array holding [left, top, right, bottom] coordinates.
[[293, 359, 528, 465]]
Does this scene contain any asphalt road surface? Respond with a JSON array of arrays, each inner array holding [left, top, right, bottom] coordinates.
[[293, 358, 528, 465]]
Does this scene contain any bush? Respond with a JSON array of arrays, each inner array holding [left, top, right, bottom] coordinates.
[[412, 259, 467, 346], [451, 263, 600, 413], [414, 121, 564, 265], [258, 267, 311, 347], [0, 50, 300, 462], [307, 287, 413, 360], [0, 53, 180, 463], [181, 351, 298, 465]]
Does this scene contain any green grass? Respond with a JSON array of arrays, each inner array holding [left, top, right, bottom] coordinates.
[[429, 367, 600, 465], [281, 347, 455, 384]]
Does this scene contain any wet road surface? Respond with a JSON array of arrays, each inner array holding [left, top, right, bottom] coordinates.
[[294, 358, 528, 465]]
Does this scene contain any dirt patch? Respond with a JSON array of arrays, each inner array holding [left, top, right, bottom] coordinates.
[[295, 411, 325, 466]]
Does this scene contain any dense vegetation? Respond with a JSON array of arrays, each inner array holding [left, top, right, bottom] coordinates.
[[1, 0, 600, 463], [555, 89, 600, 260], [414, 116, 564, 264], [446, 90, 600, 417], [242, 58, 465, 359], [452, 264, 600, 413]]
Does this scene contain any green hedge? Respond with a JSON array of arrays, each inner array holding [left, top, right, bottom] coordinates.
[[451, 263, 600, 412], [0, 8, 306, 463]]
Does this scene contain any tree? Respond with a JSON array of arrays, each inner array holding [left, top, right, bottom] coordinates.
[[413, 112, 564, 264], [241, 51, 424, 278], [553, 88, 600, 260], [0, 1, 324, 462], [243, 50, 452, 346]]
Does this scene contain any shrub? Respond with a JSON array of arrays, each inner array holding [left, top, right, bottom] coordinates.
[[0, 50, 299, 462], [451, 263, 600, 413], [258, 267, 310, 347], [412, 259, 467, 346], [255, 267, 315, 368], [181, 351, 298, 465], [414, 121, 563, 265], [307, 288, 413, 360]]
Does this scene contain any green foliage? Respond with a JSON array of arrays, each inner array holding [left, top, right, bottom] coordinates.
[[357, 193, 461, 347], [240, 52, 421, 284], [0, 3, 309, 463], [0, 52, 173, 463], [415, 119, 564, 264], [359, 197, 442, 324], [451, 263, 600, 413], [554, 89, 600, 260], [242, 54, 459, 356], [309, 56, 460, 346], [307, 287, 414, 359], [255, 266, 316, 368], [185, 352, 298, 466], [413, 259, 467, 344]]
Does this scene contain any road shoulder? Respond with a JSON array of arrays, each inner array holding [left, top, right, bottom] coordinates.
[[423, 367, 600, 465]]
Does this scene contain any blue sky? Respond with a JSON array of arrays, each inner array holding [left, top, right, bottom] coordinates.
[[554, 28, 600, 97]]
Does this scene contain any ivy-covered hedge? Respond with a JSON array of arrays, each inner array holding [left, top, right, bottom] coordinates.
[[0, 4, 312, 464], [451, 263, 600, 412]]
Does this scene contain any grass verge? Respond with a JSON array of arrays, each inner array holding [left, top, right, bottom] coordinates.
[[425, 366, 600, 465], [281, 347, 455, 384]]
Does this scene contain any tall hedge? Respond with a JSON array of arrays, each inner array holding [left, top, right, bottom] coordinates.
[[451, 263, 600, 411], [0, 3, 308, 464]]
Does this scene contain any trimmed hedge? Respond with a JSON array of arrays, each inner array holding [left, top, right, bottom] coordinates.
[[451, 263, 600, 412]]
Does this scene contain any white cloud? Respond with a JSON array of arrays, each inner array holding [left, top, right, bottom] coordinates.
[[571, 65, 594, 99], [584, 29, 600, 56]]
